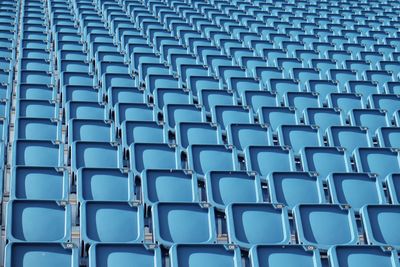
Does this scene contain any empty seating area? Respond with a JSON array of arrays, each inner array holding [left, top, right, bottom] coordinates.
[[2, 0, 400, 265]]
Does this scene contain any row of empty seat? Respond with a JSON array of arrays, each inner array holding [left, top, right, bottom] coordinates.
[[3, 0, 400, 265]]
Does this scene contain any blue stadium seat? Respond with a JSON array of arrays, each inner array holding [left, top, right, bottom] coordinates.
[[164, 104, 206, 129], [176, 122, 222, 148], [71, 141, 122, 171], [142, 169, 198, 204], [369, 94, 400, 117], [106, 86, 145, 106], [81, 201, 144, 244], [284, 92, 320, 115], [10, 166, 68, 201], [328, 173, 385, 213], [250, 245, 323, 267], [327, 93, 364, 120], [278, 125, 323, 154], [17, 84, 55, 101], [377, 127, 400, 148], [328, 245, 400, 267], [152, 202, 216, 246], [13, 140, 63, 167], [327, 126, 373, 154], [245, 146, 295, 176], [294, 204, 358, 250], [308, 80, 339, 105], [114, 103, 154, 127], [268, 172, 325, 209], [65, 101, 106, 121], [241, 90, 278, 113], [15, 118, 61, 141], [16, 100, 58, 119], [129, 143, 179, 174], [387, 174, 400, 204], [361, 205, 400, 249], [77, 168, 133, 202], [226, 203, 290, 248], [301, 147, 351, 181], [121, 121, 165, 148], [206, 171, 263, 210], [61, 85, 99, 105], [187, 144, 239, 176], [347, 81, 380, 104], [198, 89, 236, 111], [211, 105, 254, 131], [353, 148, 400, 181], [304, 108, 343, 134], [5, 242, 79, 267], [153, 88, 191, 110], [88, 244, 162, 267], [258, 107, 297, 132], [227, 123, 272, 151], [350, 109, 391, 136], [6, 200, 71, 242], [169, 244, 242, 267], [68, 119, 114, 143]]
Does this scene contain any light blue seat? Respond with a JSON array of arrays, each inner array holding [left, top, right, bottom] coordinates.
[[226, 203, 291, 249], [328, 245, 400, 267], [176, 122, 222, 148], [198, 89, 236, 112], [121, 121, 165, 148], [4, 242, 79, 267], [245, 146, 295, 176], [114, 103, 154, 127], [68, 119, 114, 143], [327, 126, 373, 154], [250, 245, 323, 267], [227, 123, 272, 151], [142, 169, 198, 204], [102, 73, 136, 93], [293, 68, 320, 91], [152, 202, 216, 246], [107, 86, 145, 106], [17, 84, 55, 101], [387, 174, 400, 204], [353, 148, 400, 181], [89, 244, 162, 267], [10, 167, 68, 201], [347, 81, 380, 104], [187, 144, 239, 176], [206, 171, 263, 210], [361, 205, 400, 249], [294, 204, 358, 250], [329, 69, 357, 92], [15, 118, 61, 141], [327, 93, 364, 119], [164, 104, 206, 129], [129, 143, 179, 174], [71, 141, 122, 171], [284, 92, 320, 115], [301, 147, 351, 181], [241, 90, 278, 113], [169, 244, 242, 267], [16, 100, 58, 119], [211, 105, 254, 131], [13, 140, 63, 167], [65, 101, 106, 121], [77, 168, 133, 202], [304, 108, 343, 134], [268, 172, 325, 210], [308, 80, 339, 105], [6, 200, 71, 242], [278, 125, 323, 154], [369, 94, 400, 117], [258, 107, 297, 132], [154, 88, 191, 110], [377, 127, 400, 148], [270, 78, 300, 96], [61, 85, 99, 105], [328, 173, 385, 213], [81, 201, 144, 244]]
